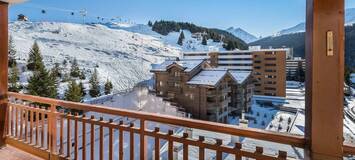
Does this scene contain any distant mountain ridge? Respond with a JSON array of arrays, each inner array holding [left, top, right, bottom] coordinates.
[[226, 27, 258, 43], [276, 8, 355, 35]]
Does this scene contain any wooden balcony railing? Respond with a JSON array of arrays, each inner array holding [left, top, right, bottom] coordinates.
[[4, 92, 355, 160]]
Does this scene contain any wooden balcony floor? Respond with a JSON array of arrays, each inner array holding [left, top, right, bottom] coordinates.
[[0, 145, 43, 160]]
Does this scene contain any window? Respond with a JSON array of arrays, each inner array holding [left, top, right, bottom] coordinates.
[[265, 87, 276, 91], [265, 57, 276, 60], [265, 51, 275, 55], [265, 63, 276, 66], [254, 66, 261, 69], [174, 71, 181, 77], [265, 69, 276, 72]]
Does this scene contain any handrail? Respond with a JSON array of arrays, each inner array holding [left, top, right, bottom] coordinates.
[[8, 92, 306, 148], [344, 144, 355, 155]]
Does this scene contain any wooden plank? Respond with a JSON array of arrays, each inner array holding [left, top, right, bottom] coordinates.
[[40, 110, 44, 148], [99, 117, 104, 160], [0, 1, 9, 147], [82, 115, 87, 160], [183, 133, 189, 160], [119, 121, 123, 160], [154, 127, 160, 160], [140, 120, 147, 160], [198, 136, 205, 160], [59, 112, 64, 155], [30, 109, 33, 144], [168, 130, 174, 160], [67, 113, 72, 158], [305, 0, 344, 159], [129, 123, 134, 160], [35, 107, 39, 146], [74, 113, 79, 160], [90, 116, 95, 160], [108, 119, 113, 160]]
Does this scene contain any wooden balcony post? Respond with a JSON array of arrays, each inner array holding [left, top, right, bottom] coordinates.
[[305, 0, 344, 159], [0, 1, 9, 147]]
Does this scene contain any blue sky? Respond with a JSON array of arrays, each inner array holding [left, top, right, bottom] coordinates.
[[9, 0, 355, 37]]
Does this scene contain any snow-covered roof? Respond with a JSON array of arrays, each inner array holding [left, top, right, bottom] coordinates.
[[228, 70, 251, 84], [151, 59, 204, 72], [187, 70, 228, 86]]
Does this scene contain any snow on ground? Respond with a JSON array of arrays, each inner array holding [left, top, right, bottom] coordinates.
[[10, 21, 180, 91]]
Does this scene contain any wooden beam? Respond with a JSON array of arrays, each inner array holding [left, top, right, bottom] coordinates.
[[305, 0, 344, 159], [0, 1, 9, 147]]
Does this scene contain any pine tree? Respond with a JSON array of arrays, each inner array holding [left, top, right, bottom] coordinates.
[[177, 31, 185, 46], [104, 79, 113, 95], [89, 69, 100, 97], [202, 36, 207, 45], [79, 82, 86, 96], [27, 67, 58, 98], [51, 63, 62, 78], [148, 21, 153, 27], [65, 80, 83, 102], [70, 58, 81, 78], [27, 42, 44, 71], [8, 64, 21, 92], [8, 36, 17, 67]]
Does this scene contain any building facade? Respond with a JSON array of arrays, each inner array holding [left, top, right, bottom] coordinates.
[[151, 59, 253, 123], [183, 48, 288, 97], [286, 57, 306, 81]]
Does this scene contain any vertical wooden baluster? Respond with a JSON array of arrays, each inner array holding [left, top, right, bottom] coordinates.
[[119, 120, 124, 160], [50, 104, 58, 154], [90, 115, 95, 160], [30, 109, 33, 144], [198, 136, 205, 160], [47, 108, 51, 151], [41, 107, 45, 148], [19, 107, 23, 140], [215, 139, 223, 160], [15, 105, 18, 138], [24, 108, 28, 142], [140, 119, 146, 160], [59, 111, 64, 155], [182, 133, 189, 160], [154, 127, 160, 160], [234, 143, 242, 160], [35, 106, 39, 146], [74, 113, 79, 160], [99, 117, 104, 160], [67, 112, 72, 159], [277, 151, 287, 160], [129, 123, 134, 160], [167, 130, 174, 160], [108, 119, 113, 160], [82, 114, 86, 160], [9, 105, 13, 136], [255, 146, 264, 160]]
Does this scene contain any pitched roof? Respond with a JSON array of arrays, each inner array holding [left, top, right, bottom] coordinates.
[[228, 70, 252, 84], [186, 70, 228, 86], [151, 59, 204, 72], [186, 69, 252, 87]]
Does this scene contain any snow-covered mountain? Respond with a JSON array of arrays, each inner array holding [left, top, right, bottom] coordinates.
[[276, 8, 355, 36], [226, 27, 258, 43], [10, 21, 226, 92], [10, 21, 181, 91], [276, 23, 305, 36]]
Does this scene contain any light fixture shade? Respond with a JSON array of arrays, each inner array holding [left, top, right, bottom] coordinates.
[[0, 0, 27, 4]]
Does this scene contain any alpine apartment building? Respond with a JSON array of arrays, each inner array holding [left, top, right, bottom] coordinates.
[[183, 48, 288, 97], [151, 59, 253, 123]]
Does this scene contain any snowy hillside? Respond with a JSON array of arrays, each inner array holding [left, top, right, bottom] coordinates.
[[104, 22, 226, 52], [10, 21, 180, 91], [226, 27, 258, 43], [276, 8, 355, 36]]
